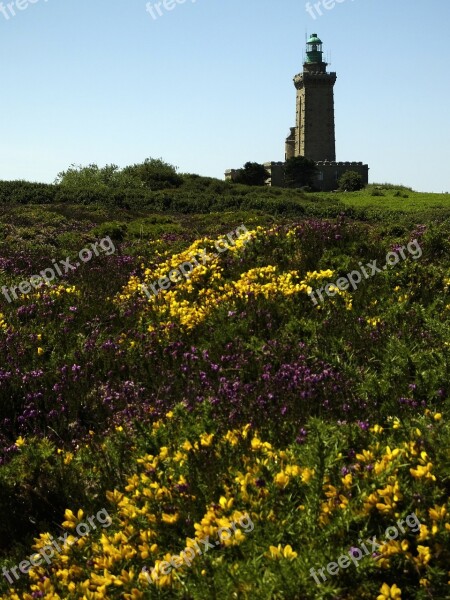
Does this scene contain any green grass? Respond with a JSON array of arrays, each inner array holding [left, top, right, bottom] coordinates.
[[315, 184, 450, 212]]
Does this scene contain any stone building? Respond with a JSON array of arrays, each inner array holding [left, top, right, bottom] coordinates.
[[225, 34, 369, 191]]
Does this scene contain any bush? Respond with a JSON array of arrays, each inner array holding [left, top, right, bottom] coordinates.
[[0, 181, 57, 204], [55, 164, 140, 189], [91, 222, 128, 242], [338, 171, 365, 192], [122, 158, 183, 190], [233, 162, 269, 187], [284, 156, 318, 188]]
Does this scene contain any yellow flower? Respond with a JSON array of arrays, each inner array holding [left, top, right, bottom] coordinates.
[[219, 496, 234, 510], [371, 424, 384, 434], [267, 544, 297, 560], [341, 473, 352, 489], [251, 437, 262, 450], [62, 508, 83, 529], [429, 505, 447, 521], [159, 446, 169, 460], [274, 472, 290, 488], [63, 452, 74, 465], [301, 468, 314, 483], [410, 463, 436, 482], [200, 433, 214, 447], [433, 413, 442, 421], [224, 430, 239, 446], [37, 347, 44, 356], [377, 583, 402, 600], [15, 436, 25, 448], [161, 513, 179, 525], [415, 545, 431, 567]]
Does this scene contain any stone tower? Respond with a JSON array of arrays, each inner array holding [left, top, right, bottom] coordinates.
[[286, 34, 337, 161]]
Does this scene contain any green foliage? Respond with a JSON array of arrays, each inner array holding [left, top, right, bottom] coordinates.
[[122, 157, 183, 190], [55, 158, 182, 191], [233, 162, 270, 186], [284, 156, 318, 188], [55, 163, 140, 190], [54, 158, 182, 194], [0, 439, 79, 546], [180, 173, 232, 194], [0, 181, 57, 204], [91, 221, 128, 242], [338, 170, 365, 192], [371, 182, 413, 192]]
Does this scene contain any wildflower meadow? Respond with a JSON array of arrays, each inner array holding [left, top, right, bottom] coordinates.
[[0, 172, 450, 599]]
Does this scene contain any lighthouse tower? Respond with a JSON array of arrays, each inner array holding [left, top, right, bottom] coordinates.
[[285, 34, 337, 162]]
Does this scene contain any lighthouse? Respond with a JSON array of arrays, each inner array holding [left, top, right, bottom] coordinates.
[[285, 33, 337, 162], [225, 34, 369, 191]]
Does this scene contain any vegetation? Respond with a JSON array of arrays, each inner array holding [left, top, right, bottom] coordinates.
[[284, 156, 318, 188], [233, 162, 270, 186], [56, 158, 183, 192], [0, 164, 450, 598], [338, 170, 365, 192]]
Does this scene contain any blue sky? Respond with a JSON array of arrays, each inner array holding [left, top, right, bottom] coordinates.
[[1, 0, 449, 192]]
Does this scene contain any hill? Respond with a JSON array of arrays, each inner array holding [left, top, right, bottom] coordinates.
[[0, 179, 449, 599]]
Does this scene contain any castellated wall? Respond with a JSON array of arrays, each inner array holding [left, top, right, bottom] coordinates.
[[226, 161, 369, 192], [262, 161, 369, 191], [314, 161, 369, 191]]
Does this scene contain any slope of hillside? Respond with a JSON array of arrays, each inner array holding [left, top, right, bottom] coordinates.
[[0, 188, 450, 599]]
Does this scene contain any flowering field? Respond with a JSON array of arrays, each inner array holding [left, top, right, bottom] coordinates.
[[0, 202, 450, 599]]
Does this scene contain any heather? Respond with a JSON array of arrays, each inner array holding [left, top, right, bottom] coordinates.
[[0, 197, 450, 599]]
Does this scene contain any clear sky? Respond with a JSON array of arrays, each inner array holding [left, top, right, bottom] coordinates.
[[1, 0, 449, 192]]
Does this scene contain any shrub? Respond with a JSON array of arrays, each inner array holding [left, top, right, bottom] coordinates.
[[284, 156, 318, 188], [91, 221, 128, 242], [338, 171, 365, 192], [122, 158, 183, 190], [0, 181, 57, 204], [233, 162, 270, 187]]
